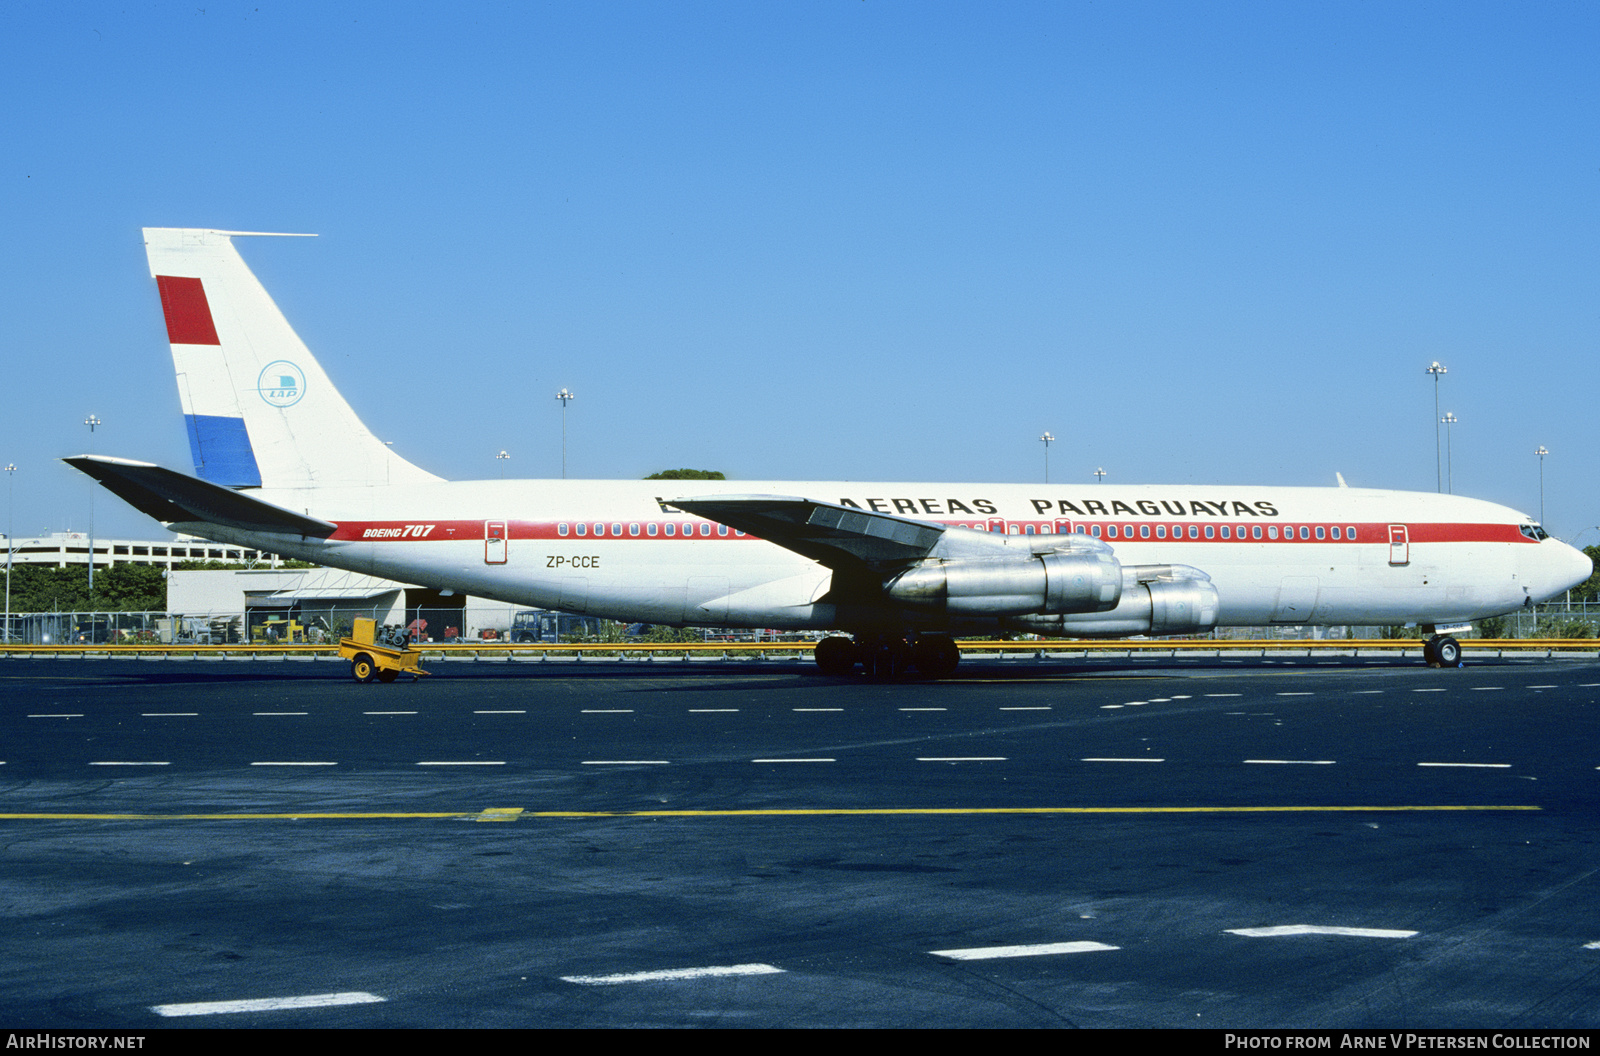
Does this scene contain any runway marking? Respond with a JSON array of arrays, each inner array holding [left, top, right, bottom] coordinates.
[[581, 709, 633, 713], [581, 760, 670, 765], [0, 805, 1541, 822], [1082, 757, 1164, 763], [1418, 762, 1510, 768], [254, 712, 307, 716], [752, 758, 835, 763], [918, 757, 1007, 762], [900, 707, 947, 711], [1527, 685, 1558, 689], [1412, 688, 1447, 693], [931, 941, 1118, 960], [1584, 941, 1600, 949], [28, 714, 82, 718], [794, 708, 843, 712], [1000, 706, 1052, 711], [1277, 692, 1313, 697], [251, 762, 337, 767], [475, 808, 523, 822], [474, 710, 526, 714], [1227, 925, 1417, 939], [1352, 690, 1385, 695], [89, 761, 169, 767], [152, 991, 386, 1017], [689, 709, 739, 713], [1470, 687, 1504, 692], [143, 712, 198, 716], [364, 711, 416, 715], [1205, 693, 1243, 697], [417, 761, 505, 766], [1244, 759, 1335, 765], [562, 963, 784, 986], [1580, 684, 1600, 688]]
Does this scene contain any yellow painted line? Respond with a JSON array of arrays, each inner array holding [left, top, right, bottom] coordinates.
[[0, 805, 1541, 821]]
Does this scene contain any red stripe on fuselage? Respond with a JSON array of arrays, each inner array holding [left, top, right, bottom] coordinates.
[[326, 519, 1535, 545], [155, 276, 222, 345]]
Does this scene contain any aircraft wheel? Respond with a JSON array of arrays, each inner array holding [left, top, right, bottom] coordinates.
[[376, 668, 399, 683], [814, 636, 857, 676], [867, 637, 913, 680], [351, 654, 377, 683], [913, 636, 960, 679], [1434, 635, 1462, 668]]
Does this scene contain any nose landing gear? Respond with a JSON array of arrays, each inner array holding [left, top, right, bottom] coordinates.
[[1422, 633, 1463, 669]]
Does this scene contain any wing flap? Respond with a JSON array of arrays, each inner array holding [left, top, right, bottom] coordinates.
[[64, 455, 337, 537]]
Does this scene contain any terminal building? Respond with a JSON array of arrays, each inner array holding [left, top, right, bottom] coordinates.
[[2, 531, 282, 570]]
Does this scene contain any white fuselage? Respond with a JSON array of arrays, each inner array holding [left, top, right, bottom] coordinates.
[[172, 478, 1592, 632]]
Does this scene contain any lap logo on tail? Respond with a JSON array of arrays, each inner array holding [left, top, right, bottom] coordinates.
[[258, 360, 306, 407]]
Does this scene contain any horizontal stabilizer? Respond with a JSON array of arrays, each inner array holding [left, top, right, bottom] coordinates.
[[666, 494, 946, 570], [64, 456, 337, 537]]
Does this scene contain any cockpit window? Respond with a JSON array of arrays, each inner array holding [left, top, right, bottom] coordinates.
[[1520, 523, 1549, 542]]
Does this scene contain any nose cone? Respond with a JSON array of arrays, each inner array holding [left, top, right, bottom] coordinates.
[[1539, 540, 1594, 600]]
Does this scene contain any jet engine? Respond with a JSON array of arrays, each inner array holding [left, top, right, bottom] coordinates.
[[1003, 564, 1219, 636], [884, 549, 1122, 616]]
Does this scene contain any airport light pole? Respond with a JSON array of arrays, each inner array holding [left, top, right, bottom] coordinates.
[[4, 463, 14, 643], [496, 450, 510, 479], [1440, 413, 1457, 494], [1039, 432, 1055, 484], [1426, 362, 1447, 492], [84, 415, 100, 601], [1535, 446, 1549, 525], [554, 388, 575, 479], [1094, 467, 1106, 484]]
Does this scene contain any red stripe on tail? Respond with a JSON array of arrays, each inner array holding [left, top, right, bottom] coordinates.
[[155, 275, 221, 345]]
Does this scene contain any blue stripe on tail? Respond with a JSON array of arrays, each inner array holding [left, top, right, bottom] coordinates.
[[185, 414, 263, 488]]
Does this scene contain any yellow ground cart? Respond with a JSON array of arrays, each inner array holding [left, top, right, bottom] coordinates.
[[338, 618, 430, 683]]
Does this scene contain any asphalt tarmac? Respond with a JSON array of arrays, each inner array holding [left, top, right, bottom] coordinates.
[[1, 653, 1598, 1029]]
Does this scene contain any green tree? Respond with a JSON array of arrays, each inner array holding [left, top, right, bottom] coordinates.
[[6, 564, 166, 611], [644, 469, 726, 480], [1571, 546, 1600, 603]]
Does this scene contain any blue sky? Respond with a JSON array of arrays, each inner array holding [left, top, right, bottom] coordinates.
[[3, 1, 1597, 541]]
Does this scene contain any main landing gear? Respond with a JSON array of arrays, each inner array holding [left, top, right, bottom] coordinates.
[[813, 633, 960, 680], [1422, 633, 1463, 669]]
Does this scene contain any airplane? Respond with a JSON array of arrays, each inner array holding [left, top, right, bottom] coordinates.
[[67, 228, 1592, 678]]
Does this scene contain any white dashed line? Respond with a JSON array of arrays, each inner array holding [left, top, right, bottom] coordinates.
[[752, 758, 835, 763], [1276, 692, 1313, 697], [250, 762, 337, 767], [1417, 762, 1510, 768], [1227, 925, 1416, 939], [28, 714, 82, 718], [899, 707, 947, 711], [581, 760, 669, 765], [1352, 690, 1385, 695], [152, 992, 386, 1017], [1469, 687, 1504, 692], [689, 709, 739, 713], [1205, 694, 1243, 698], [254, 712, 308, 716], [793, 708, 843, 712], [1000, 706, 1052, 711], [561, 964, 784, 986], [1082, 757, 1164, 763], [1243, 759, 1335, 765], [1412, 688, 1447, 693], [89, 761, 169, 767], [474, 710, 526, 714], [581, 709, 634, 713], [918, 757, 1006, 762], [1527, 685, 1558, 689], [142, 712, 198, 716], [364, 711, 416, 715], [416, 761, 505, 766], [930, 941, 1118, 960]]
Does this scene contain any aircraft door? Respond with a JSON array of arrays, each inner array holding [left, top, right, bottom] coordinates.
[[986, 518, 1006, 534], [485, 520, 508, 564], [1387, 524, 1409, 566]]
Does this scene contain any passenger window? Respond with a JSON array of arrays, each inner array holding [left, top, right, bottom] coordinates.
[[1330, 526, 1340, 540], [1315, 526, 1325, 540], [1347, 526, 1356, 540], [576, 523, 587, 537], [558, 523, 569, 537], [664, 523, 675, 536], [1188, 525, 1199, 539], [1025, 524, 1036, 535], [1107, 525, 1118, 539], [1300, 526, 1310, 540], [1140, 525, 1150, 539], [647, 523, 658, 537], [1268, 526, 1278, 540], [718, 525, 729, 536], [629, 523, 640, 536], [700, 523, 712, 537], [1220, 526, 1230, 539], [612, 523, 623, 536], [594, 524, 606, 537], [1156, 525, 1167, 539], [1091, 525, 1102, 537], [1205, 525, 1215, 539], [1253, 525, 1263, 540]]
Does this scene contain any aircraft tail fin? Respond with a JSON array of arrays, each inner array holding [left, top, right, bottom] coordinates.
[[143, 228, 440, 490]]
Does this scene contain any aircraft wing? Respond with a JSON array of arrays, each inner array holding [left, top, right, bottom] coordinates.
[[666, 494, 946, 571], [64, 455, 338, 537]]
